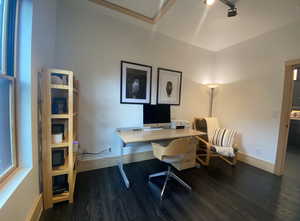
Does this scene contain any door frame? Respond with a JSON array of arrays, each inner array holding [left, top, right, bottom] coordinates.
[[275, 59, 300, 175]]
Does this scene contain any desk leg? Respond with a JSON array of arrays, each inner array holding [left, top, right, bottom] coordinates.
[[118, 142, 130, 188]]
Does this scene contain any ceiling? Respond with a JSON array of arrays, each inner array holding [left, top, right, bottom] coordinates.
[[104, 0, 169, 18], [90, 0, 300, 51]]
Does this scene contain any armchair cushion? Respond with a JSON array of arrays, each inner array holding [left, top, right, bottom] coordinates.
[[210, 128, 237, 157], [211, 146, 235, 157], [211, 128, 237, 147]]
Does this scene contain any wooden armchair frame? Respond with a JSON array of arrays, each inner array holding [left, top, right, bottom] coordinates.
[[196, 136, 237, 166], [193, 118, 238, 166]]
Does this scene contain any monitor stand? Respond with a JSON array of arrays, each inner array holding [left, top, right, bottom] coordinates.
[[143, 124, 171, 131]]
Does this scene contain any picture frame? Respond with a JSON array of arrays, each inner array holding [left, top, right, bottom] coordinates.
[[120, 61, 152, 104], [157, 68, 182, 105]]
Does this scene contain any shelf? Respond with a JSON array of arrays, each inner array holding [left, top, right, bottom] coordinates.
[[51, 113, 77, 119], [48, 68, 73, 76], [51, 141, 69, 148], [52, 155, 69, 176], [290, 117, 300, 121], [41, 69, 78, 209], [52, 168, 69, 176], [52, 192, 70, 203], [51, 84, 69, 90], [51, 114, 71, 119], [52, 152, 77, 176]]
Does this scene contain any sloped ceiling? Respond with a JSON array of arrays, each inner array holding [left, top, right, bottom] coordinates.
[[90, 0, 300, 51]]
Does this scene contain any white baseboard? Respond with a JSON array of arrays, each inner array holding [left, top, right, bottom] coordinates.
[[238, 152, 275, 174], [78, 151, 155, 173], [77, 150, 275, 175], [26, 194, 43, 221]]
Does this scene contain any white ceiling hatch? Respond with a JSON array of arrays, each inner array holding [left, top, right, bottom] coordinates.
[[89, 0, 176, 24], [107, 0, 168, 17], [89, 0, 300, 51]]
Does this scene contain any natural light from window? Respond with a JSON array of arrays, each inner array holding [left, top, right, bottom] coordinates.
[[0, 0, 17, 183], [0, 78, 13, 176], [0, 0, 3, 71]]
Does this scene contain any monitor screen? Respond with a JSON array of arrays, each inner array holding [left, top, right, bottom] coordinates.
[[143, 104, 171, 125]]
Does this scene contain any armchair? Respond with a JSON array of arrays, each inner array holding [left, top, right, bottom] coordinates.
[[194, 117, 238, 166]]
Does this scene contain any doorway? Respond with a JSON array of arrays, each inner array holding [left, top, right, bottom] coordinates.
[[275, 59, 300, 176]]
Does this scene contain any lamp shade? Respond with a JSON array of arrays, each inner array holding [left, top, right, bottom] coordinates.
[[206, 84, 219, 89]]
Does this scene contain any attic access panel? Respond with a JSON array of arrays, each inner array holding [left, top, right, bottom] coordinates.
[[89, 0, 176, 24]]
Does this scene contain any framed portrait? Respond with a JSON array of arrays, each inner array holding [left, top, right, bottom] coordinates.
[[120, 61, 152, 104], [157, 68, 182, 105]]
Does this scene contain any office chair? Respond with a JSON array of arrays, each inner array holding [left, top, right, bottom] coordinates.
[[194, 117, 238, 166], [149, 138, 197, 199]]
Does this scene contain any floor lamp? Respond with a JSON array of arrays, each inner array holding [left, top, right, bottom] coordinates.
[[206, 84, 219, 117]]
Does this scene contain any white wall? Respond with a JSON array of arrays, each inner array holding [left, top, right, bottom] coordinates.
[[214, 20, 300, 164], [0, 0, 56, 220], [1, 1, 299, 219], [54, 0, 215, 158]]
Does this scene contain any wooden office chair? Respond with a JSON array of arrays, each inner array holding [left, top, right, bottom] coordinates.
[[149, 138, 197, 199], [193, 117, 238, 166]]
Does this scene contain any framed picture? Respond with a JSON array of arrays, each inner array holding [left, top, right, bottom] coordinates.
[[157, 68, 182, 105], [120, 61, 152, 104]]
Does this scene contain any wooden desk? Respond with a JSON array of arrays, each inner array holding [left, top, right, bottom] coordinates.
[[117, 128, 204, 144], [116, 128, 205, 188]]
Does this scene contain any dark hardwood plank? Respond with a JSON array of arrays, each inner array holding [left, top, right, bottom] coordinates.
[[40, 148, 300, 221]]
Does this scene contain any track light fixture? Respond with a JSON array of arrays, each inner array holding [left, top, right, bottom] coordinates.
[[205, 0, 215, 6], [204, 0, 238, 17]]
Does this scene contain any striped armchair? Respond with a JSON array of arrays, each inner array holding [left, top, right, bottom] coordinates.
[[193, 117, 238, 166]]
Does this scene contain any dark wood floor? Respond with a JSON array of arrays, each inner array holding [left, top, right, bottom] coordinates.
[[40, 148, 300, 221]]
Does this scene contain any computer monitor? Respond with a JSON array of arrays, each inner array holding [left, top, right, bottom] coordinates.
[[143, 104, 171, 126]]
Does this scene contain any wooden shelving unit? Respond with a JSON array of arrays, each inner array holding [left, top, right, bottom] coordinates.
[[40, 69, 79, 209]]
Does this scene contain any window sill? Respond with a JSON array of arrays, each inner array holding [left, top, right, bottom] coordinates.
[[0, 167, 31, 208]]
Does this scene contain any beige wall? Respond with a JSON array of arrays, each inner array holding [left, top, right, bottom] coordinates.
[[214, 20, 300, 163], [54, 0, 215, 159]]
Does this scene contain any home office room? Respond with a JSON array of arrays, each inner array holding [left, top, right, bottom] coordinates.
[[1, 0, 300, 221]]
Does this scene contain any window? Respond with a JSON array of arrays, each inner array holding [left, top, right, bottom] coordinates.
[[0, 0, 18, 183]]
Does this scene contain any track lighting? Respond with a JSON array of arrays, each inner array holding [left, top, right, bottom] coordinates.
[[204, 0, 238, 17], [205, 0, 215, 6], [227, 7, 238, 17]]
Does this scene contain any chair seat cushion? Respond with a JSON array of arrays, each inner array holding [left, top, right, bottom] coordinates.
[[162, 155, 185, 164], [211, 146, 239, 153], [211, 146, 236, 157]]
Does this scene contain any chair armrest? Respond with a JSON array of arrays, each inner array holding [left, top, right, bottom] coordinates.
[[195, 136, 211, 147], [233, 143, 239, 152], [152, 143, 165, 160]]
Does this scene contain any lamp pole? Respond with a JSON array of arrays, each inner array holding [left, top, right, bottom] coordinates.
[[207, 84, 219, 117], [209, 87, 214, 117]]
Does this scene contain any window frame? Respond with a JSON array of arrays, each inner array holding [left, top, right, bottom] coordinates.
[[0, 0, 18, 184]]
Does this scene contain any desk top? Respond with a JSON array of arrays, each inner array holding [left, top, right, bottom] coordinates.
[[117, 128, 206, 144]]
